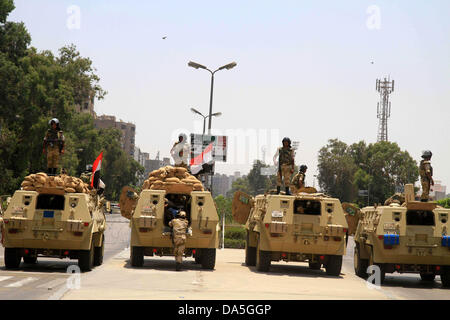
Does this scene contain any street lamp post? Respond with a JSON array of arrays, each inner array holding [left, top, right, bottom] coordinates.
[[190, 108, 222, 135], [188, 61, 236, 135]]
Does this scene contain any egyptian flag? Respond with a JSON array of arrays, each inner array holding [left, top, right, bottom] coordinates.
[[190, 143, 214, 175], [91, 152, 103, 189]]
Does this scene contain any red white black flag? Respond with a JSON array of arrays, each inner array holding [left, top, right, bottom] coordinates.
[[190, 143, 214, 175], [91, 151, 103, 188]]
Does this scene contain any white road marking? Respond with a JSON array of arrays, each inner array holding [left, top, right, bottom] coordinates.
[[5, 277, 38, 288], [0, 276, 13, 283], [37, 278, 67, 289]]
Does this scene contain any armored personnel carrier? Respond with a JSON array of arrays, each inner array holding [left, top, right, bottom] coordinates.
[[2, 173, 106, 272], [232, 188, 348, 275], [353, 184, 450, 286], [120, 166, 219, 270]]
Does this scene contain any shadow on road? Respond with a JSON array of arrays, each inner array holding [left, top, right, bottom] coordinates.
[[243, 262, 344, 279], [123, 258, 216, 273], [0, 259, 79, 274], [380, 274, 448, 290]]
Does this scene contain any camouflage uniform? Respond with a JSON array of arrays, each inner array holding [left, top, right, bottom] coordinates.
[[419, 160, 433, 201], [291, 172, 306, 194], [276, 147, 294, 187], [169, 214, 188, 268], [43, 128, 65, 172], [80, 171, 92, 185]]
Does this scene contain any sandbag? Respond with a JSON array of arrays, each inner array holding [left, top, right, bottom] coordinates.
[[65, 188, 76, 193]]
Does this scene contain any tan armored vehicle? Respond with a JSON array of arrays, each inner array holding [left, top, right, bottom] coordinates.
[[232, 188, 348, 275], [353, 184, 450, 286], [2, 173, 106, 272], [120, 166, 219, 270]]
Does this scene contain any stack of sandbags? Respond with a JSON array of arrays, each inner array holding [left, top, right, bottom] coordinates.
[[142, 166, 204, 193], [20, 172, 91, 194]]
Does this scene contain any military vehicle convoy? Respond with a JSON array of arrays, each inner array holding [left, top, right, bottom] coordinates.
[[1, 173, 106, 272], [353, 184, 450, 287], [120, 166, 220, 270], [232, 189, 348, 276]]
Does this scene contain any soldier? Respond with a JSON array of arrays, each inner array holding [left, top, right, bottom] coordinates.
[[291, 165, 307, 194], [168, 210, 189, 271], [80, 164, 93, 185], [273, 137, 295, 195], [419, 150, 434, 202], [171, 133, 190, 169], [43, 118, 65, 175]]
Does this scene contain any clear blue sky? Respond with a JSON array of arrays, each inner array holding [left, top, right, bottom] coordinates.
[[9, 1, 450, 189]]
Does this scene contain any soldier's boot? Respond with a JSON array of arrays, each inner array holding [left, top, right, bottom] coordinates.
[[276, 186, 281, 194], [175, 262, 181, 271], [285, 187, 291, 195]]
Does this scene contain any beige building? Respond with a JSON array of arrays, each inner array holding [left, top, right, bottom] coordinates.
[[94, 115, 136, 157], [74, 90, 95, 117]]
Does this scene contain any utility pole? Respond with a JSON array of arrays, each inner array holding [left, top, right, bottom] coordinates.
[[376, 77, 394, 142]]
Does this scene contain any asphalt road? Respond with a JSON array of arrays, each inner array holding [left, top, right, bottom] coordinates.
[[2, 219, 450, 300], [0, 213, 129, 300]]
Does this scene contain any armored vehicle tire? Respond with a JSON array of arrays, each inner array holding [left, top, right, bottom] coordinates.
[[78, 243, 95, 272], [94, 234, 105, 266], [245, 231, 256, 266], [195, 254, 201, 264], [256, 237, 271, 272], [131, 246, 144, 267], [309, 262, 321, 270], [4, 248, 21, 269], [420, 273, 435, 282], [325, 255, 342, 276], [23, 256, 37, 264], [441, 271, 450, 288], [354, 244, 369, 278], [200, 248, 216, 270]]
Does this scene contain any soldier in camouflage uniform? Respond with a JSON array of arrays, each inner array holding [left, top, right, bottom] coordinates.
[[291, 165, 307, 194], [80, 164, 93, 186], [169, 210, 189, 271], [273, 137, 295, 195], [419, 150, 434, 202], [43, 118, 65, 175]]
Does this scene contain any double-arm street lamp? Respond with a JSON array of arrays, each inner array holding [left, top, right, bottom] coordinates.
[[190, 108, 222, 135], [188, 61, 237, 135]]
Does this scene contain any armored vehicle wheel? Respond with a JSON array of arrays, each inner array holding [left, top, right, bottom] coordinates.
[[441, 270, 450, 288], [94, 234, 105, 266], [325, 255, 342, 276], [23, 256, 37, 264], [245, 231, 256, 266], [78, 243, 95, 272], [4, 248, 21, 269], [309, 262, 321, 270], [354, 244, 369, 278], [420, 273, 435, 282], [256, 237, 271, 272], [131, 246, 144, 267], [200, 248, 216, 270], [194, 253, 201, 264]]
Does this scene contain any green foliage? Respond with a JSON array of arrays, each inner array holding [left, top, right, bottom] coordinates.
[[438, 198, 450, 209], [318, 139, 419, 205], [225, 227, 246, 240], [214, 195, 233, 223], [224, 238, 245, 249], [0, 5, 143, 200]]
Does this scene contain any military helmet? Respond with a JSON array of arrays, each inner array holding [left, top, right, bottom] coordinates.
[[300, 165, 308, 172], [178, 211, 186, 218], [178, 133, 188, 142], [421, 150, 432, 159], [282, 137, 291, 146], [86, 164, 93, 172], [49, 118, 60, 126]]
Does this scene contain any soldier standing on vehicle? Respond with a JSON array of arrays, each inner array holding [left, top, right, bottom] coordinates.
[[171, 133, 190, 169], [169, 210, 189, 271], [291, 165, 307, 194], [43, 118, 65, 175], [273, 137, 295, 195], [419, 150, 434, 202]]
